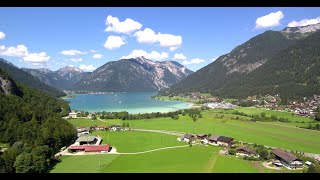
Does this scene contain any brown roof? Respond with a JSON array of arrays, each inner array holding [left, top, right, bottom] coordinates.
[[197, 134, 207, 137], [217, 136, 234, 143], [236, 146, 257, 154], [272, 148, 299, 163], [208, 135, 220, 141]]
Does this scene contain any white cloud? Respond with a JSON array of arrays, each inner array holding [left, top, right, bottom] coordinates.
[[0, 44, 28, 57], [90, 50, 97, 53], [104, 36, 126, 50], [182, 58, 205, 65], [121, 49, 168, 61], [288, 17, 320, 27], [255, 11, 284, 29], [23, 52, 50, 63], [92, 54, 102, 59], [105, 15, 142, 34], [156, 33, 182, 51], [0, 32, 5, 40], [173, 53, 187, 60], [134, 28, 158, 44], [79, 64, 96, 72], [68, 58, 83, 62], [61, 49, 86, 55], [133, 28, 182, 51]]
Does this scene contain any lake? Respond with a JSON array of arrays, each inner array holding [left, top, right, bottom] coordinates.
[[64, 92, 192, 114]]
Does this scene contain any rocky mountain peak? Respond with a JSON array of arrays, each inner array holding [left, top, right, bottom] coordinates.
[[282, 23, 320, 34]]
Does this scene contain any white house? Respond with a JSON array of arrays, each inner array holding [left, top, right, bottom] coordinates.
[[68, 112, 79, 118]]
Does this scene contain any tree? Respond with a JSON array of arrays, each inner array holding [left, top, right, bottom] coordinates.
[[315, 112, 320, 121], [258, 148, 269, 160], [126, 123, 130, 128], [228, 149, 236, 155], [305, 163, 320, 173], [13, 152, 33, 173], [198, 114, 203, 118], [192, 116, 197, 122]]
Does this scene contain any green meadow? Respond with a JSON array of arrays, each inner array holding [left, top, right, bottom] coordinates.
[[67, 108, 320, 153]]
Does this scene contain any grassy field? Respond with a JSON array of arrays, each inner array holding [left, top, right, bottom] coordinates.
[[52, 144, 284, 173], [67, 108, 320, 153], [234, 107, 315, 123], [92, 131, 185, 152]]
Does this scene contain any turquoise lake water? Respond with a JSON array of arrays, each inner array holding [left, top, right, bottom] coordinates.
[[64, 92, 192, 114]]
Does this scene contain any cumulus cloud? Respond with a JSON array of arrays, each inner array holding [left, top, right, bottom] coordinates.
[[0, 44, 28, 57], [255, 11, 284, 29], [173, 53, 187, 60], [61, 49, 87, 56], [134, 28, 182, 51], [68, 58, 83, 62], [157, 33, 182, 51], [182, 58, 205, 65], [79, 64, 96, 72], [104, 35, 126, 50], [0, 32, 5, 40], [23, 52, 50, 63], [105, 15, 142, 34], [121, 49, 168, 61], [134, 28, 158, 44], [92, 54, 102, 59], [288, 17, 320, 27]]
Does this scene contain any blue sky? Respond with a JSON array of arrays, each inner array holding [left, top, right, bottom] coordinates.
[[0, 7, 319, 72]]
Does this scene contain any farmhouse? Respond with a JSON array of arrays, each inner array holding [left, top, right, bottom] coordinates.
[[217, 136, 234, 147], [178, 134, 195, 143], [68, 112, 80, 118], [196, 134, 207, 139], [75, 135, 98, 145], [110, 124, 122, 131], [68, 145, 110, 153], [236, 146, 257, 157], [208, 135, 220, 145], [271, 148, 303, 169]]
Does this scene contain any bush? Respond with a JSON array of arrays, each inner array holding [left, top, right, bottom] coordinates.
[[228, 149, 236, 155]]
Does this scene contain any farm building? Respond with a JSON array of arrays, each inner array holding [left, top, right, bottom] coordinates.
[[110, 124, 122, 131], [271, 148, 303, 169], [236, 146, 257, 157], [217, 136, 234, 147], [68, 145, 110, 153], [68, 112, 80, 118], [196, 134, 207, 139], [178, 134, 195, 143], [75, 135, 98, 145], [208, 135, 220, 145]]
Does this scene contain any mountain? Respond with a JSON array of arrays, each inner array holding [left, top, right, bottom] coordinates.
[[165, 23, 320, 99], [73, 57, 193, 92], [218, 29, 320, 99], [23, 66, 87, 90], [0, 58, 66, 97], [0, 68, 22, 96]]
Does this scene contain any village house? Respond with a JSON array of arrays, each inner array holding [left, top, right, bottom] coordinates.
[[96, 125, 108, 131], [74, 135, 98, 146], [217, 136, 234, 147], [68, 145, 110, 153], [196, 134, 207, 140], [236, 146, 258, 157], [109, 124, 122, 131], [207, 135, 220, 146], [271, 148, 303, 169], [68, 112, 80, 118], [178, 134, 195, 143]]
